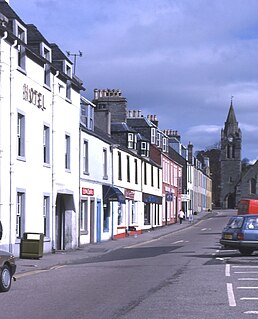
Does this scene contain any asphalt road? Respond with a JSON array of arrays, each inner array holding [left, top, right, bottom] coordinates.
[[2, 210, 257, 319]]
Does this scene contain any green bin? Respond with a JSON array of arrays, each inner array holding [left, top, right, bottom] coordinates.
[[20, 232, 44, 259]]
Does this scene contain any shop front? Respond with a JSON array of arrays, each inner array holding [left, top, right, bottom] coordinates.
[[142, 193, 162, 230]]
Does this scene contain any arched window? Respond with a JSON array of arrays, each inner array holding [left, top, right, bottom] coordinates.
[[250, 178, 257, 194]]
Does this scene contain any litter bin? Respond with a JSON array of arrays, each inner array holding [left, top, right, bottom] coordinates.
[[20, 232, 44, 259]]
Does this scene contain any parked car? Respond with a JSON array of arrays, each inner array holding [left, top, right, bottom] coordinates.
[[0, 222, 16, 292], [220, 214, 258, 256], [0, 250, 16, 292]]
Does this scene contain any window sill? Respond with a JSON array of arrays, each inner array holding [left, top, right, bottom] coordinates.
[[80, 230, 89, 235], [17, 156, 26, 162], [17, 66, 27, 75], [43, 84, 51, 92]]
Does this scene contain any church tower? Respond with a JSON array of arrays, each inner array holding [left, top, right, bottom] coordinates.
[[220, 100, 242, 208]]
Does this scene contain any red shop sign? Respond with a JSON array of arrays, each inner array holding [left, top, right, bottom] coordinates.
[[82, 187, 94, 196]]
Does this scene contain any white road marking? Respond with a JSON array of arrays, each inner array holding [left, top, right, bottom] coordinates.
[[237, 287, 258, 289], [241, 298, 258, 300], [201, 228, 207, 231], [171, 240, 184, 245], [234, 272, 258, 274], [225, 264, 230, 277], [233, 266, 258, 268], [227, 283, 236, 307], [244, 311, 258, 314], [238, 278, 258, 281]]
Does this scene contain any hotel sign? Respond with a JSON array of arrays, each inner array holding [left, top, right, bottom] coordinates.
[[23, 84, 46, 111]]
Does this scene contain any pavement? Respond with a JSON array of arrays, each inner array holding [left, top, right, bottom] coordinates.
[[15, 210, 216, 277]]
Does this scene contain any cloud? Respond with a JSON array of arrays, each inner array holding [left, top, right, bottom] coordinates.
[[10, 0, 258, 159]]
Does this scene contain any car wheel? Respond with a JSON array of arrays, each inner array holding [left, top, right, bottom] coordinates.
[[0, 265, 12, 292], [239, 248, 254, 256]]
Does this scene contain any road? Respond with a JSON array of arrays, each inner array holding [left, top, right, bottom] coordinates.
[[2, 210, 258, 318]]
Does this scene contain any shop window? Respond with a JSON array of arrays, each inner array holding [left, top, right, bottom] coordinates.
[[80, 199, 88, 233]]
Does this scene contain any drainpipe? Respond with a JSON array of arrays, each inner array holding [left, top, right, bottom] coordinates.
[[9, 39, 17, 253], [51, 70, 59, 252], [0, 31, 8, 228], [78, 126, 81, 248]]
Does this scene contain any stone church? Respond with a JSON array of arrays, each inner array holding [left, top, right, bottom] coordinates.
[[220, 101, 242, 208]]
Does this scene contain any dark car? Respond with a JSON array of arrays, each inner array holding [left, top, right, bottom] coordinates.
[[220, 214, 258, 256], [0, 250, 16, 292], [0, 222, 16, 292]]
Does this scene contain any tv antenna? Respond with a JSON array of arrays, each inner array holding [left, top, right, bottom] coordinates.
[[66, 50, 82, 75]]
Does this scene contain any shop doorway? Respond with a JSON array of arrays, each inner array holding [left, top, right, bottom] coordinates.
[[55, 193, 75, 250]]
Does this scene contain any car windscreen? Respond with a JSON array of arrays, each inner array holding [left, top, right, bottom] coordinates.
[[227, 216, 244, 229], [244, 217, 258, 230]]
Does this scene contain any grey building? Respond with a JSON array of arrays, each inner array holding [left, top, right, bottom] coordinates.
[[220, 102, 242, 208]]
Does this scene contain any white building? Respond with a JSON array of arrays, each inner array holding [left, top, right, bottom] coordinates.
[[112, 146, 142, 238], [0, 3, 84, 256], [79, 96, 116, 244]]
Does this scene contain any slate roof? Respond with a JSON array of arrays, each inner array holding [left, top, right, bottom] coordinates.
[[27, 24, 51, 46], [111, 122, 137, 133], [127, 117, 154, 128]]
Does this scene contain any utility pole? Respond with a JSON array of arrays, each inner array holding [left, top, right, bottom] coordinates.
[[66, 50, 82, 75]]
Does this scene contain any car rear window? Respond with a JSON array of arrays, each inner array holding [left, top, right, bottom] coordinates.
[[245, 217, 258, 230], [227, 217, 244, 229]]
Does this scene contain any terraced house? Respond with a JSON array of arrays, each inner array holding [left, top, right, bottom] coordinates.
[[0, 1, 212, 257]]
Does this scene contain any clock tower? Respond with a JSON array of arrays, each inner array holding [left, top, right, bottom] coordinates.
[[220, 100, 242, 208]]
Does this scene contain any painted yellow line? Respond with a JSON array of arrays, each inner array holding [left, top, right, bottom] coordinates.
[[15, 265, 65, 279]]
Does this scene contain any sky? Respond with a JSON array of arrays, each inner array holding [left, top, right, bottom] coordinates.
[[9, 0, 258, 162]]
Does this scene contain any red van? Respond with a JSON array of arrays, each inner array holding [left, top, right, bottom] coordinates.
[[237, 199, 258, 215]]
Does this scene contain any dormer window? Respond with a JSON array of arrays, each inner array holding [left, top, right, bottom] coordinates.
[[141, 142, 149, 157], [157, 132, 161, 148], [64, 61, 72, 77], [128, 133, 136, 149], [40, 43, 52, 62], [151, 127, 156, 144], [41, 44, 52, 87], [162, 137, 168, 152], [13, 21, 27, 71], [13, 21, 27, 43]]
